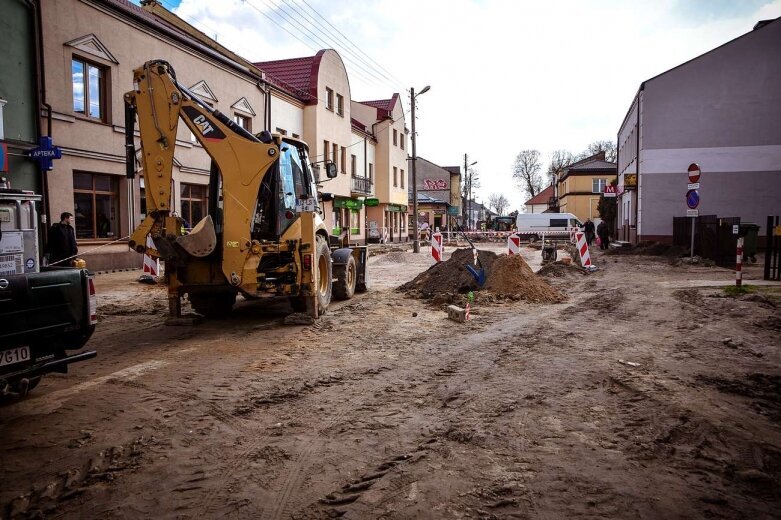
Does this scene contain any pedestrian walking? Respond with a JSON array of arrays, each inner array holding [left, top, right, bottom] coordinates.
[[596, 220, 610, 250], [46, 212, 78, 266], [584, 218, 595, 246]]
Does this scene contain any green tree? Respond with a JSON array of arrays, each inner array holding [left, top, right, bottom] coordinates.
[[597, 179, 618, 234]]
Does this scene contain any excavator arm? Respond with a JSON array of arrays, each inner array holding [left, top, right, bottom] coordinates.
[[124, 60, 279, 288]]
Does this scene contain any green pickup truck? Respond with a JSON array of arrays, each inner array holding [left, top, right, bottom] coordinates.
[[0, 190, 96, 396]]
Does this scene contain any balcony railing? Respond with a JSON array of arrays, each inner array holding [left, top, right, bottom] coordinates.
[[351, 175, 372, 195]]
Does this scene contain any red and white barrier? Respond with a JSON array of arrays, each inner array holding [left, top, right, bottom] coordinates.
[[574, 231, 593, 269], [431, 232, 443, 262], [465, 302, 471, 321], [508, 234, 521, 255], [736, 237, 744, 287], [142, 236, 160, 277], [569, 227, 578, 244]]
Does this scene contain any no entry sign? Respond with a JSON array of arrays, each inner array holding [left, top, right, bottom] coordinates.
[[687, 163, 701, 183]]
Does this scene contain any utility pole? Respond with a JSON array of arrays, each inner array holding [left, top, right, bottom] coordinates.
[[410, 85, 430, 253], [462, 154, 477, 230], [411, 87, 419, 253]]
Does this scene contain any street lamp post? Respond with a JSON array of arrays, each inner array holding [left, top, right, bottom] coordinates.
[[463, 154, 477, 230], [411, 85, 430, 253]]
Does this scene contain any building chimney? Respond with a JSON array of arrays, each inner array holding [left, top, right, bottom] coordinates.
[[140, 0, 162, 7], [753, 19, 774, 30]]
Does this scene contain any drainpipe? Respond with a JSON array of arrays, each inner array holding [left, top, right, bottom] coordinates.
[[635, 86, 642, 242], [25, 0, 51, 249]]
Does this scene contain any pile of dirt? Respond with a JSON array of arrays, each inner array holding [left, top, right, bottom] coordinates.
[[485, 255, 566, 303], [537, 261, 584, 278], [399, 248, 498, 299], [399, 248, 565, 304]]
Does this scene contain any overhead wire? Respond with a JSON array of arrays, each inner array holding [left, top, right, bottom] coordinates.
[[279, 0, 406, 92], [249, 0, 395, 93], [298, 0, 407, 89]]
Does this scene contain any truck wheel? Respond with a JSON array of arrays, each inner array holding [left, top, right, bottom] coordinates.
[[312, 235, 332, 315], [190, 292, 236, 318], [333, 255, 356, 300]]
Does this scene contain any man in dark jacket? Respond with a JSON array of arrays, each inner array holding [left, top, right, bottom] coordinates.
[[583, 218, 595, 245], [596, 220, 610, 250], [47, 212, 78, 266]]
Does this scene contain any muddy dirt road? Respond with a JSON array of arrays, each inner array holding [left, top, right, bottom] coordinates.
[[2, 245, 780, 519]]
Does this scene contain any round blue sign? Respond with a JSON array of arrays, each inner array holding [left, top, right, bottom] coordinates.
[[686, 189, 700, 209], [26, 258, 35, 270]]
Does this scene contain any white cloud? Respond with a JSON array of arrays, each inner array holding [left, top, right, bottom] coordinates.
[[172, 0, 781, 210]]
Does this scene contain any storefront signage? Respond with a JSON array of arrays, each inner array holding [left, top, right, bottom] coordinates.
[[27, 136, 62, 171], [447, 206, 459, 216], [364, 198, 379, 207], [333, 197, 363, 210], [387, 204, 407, 213], [624, 174, 637, 189]]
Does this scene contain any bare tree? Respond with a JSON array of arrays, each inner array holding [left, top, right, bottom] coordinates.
[[488, 193, 509, 216], [547, 149, 575, 185], [512, 149, 543, 200], [577, 140, 617, 163], [461, 167, 480, 228]]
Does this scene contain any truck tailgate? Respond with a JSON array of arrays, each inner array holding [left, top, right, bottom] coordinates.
[[0, 269, 89, 347]]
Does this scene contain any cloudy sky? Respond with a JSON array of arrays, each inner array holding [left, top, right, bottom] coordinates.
[[142, 0, 780, 211]]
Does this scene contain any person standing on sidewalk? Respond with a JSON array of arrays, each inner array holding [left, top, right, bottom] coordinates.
[[584, 218, 595, 245], [46, 212, 78, 266], [596, 220, 610, 250]]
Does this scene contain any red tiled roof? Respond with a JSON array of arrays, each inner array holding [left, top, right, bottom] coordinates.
[[525, 185, 554, 206], [254, 56, 315, 92], [359, 94, 399, 120], [254, 53, 325, 104]]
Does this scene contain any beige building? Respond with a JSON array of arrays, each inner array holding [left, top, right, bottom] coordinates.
[[352, 95, 409, 243], [555, 152, 617, 223], [39, 0, 268, 269], [34, 0, 412, 270]]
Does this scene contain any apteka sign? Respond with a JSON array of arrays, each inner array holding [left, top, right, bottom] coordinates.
[[27, 136, 62, 171]]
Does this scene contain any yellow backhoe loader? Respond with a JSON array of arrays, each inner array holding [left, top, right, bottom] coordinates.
[[123, 60, 366, 318]]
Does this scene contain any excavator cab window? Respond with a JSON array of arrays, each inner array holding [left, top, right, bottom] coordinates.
[[277, 142, 309, 234]]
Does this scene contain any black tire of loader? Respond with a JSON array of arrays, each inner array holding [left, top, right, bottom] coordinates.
[[333, 255, 356, 300], [313, 235, 333, 315]]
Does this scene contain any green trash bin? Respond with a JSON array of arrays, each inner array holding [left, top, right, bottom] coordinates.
[[739, 222, 759, 262]]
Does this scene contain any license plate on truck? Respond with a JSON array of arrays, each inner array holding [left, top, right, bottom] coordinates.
[[1, 346, 31, 367]]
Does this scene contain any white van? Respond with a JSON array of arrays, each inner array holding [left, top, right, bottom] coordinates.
[[515, 213, 583, 241]]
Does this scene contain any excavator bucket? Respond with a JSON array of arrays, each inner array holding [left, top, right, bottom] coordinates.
[[176, 215, 217, 257]]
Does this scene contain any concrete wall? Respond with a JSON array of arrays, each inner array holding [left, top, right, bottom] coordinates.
[[638, 20, 781, 239]]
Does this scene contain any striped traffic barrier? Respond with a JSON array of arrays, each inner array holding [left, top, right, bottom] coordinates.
[[736, 237, 744, 287], [574, 231, 594, 269], [142, 235, 160, 277], [431, 232, 443, 262], [508, 233, 521, 255]]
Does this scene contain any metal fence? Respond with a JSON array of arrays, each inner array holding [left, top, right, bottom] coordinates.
[[765, 215, 780, 281], [673, 215, 740, 267]]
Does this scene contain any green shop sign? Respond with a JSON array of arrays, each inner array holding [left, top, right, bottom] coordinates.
[[447, 206, 459, 216], [364, 198, 380, 207], [387, 204, 407, 213], [333, 197, 363, 210]]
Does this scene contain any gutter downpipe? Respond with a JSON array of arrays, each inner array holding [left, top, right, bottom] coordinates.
[[636, 85, 643, 242], [25, 0, 51, 251]]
